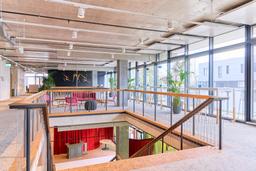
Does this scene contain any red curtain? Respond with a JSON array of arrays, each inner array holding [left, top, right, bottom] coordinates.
[[54, 127, 113, 155], [129, 138, 154, 157]]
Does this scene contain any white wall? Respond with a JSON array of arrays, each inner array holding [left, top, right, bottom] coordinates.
[[11, 67, 25, 96], [0, 59, 11, 100]]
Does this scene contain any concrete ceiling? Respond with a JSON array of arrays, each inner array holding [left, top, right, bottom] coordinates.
[[0, 0, 251, 71]]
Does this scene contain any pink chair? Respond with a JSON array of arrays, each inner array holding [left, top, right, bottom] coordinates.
[[43, 94, 50, 105], [64, 97, 78, 112]]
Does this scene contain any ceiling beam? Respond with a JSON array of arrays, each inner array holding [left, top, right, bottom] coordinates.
[[1, 19, 136, 37], [0, 10, 168, 33]]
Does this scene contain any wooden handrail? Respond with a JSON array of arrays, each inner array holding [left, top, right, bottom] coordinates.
[[130, 97, 214, 158], [124, 89, 211, 99], [42, 107, 54, 171], [46, 88, 212, 100]]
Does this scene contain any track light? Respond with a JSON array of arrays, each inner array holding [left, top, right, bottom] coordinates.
[[18, 46, 24, 54], [69, 43, 73, 49], [77, 7, 86, 18], [67, 51, 71, 56], [72, 31, 77, 39]]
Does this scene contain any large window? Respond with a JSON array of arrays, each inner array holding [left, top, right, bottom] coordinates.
[[157, 62, 167, 89], [252, 26, 256, 120], [137, 67, 144, 90], [213, 48, 245, 120], [129, 69, 135, 89], [189, 55, 209, 88], [214, 28, 245, 48], [146, 65, 154, 90], [170, 58, 185, 92], [189, 39, 208, 55]]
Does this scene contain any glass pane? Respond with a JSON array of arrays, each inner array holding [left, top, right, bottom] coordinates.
[[213, 48, 245, 120], [157, 63, 167, 88], [189, 55, 209, 88], [146, 65, 154, 90], [189, 39, 209, 55], [253, 45, 256, 120], [137, 68, 144, 90], [170, 57, 185, 92], [129, 69, 136, 89], [159, 51, 167, 61], [214, 28, 245, 49], [171, 47, 184, 57]]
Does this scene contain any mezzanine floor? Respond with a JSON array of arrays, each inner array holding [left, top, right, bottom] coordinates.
[[0, 97, 256, 170]]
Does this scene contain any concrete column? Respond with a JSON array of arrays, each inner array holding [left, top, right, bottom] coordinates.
[[117, 60, 128, 106], [92, 70, 98, 87], [116, 125, 129, 159]]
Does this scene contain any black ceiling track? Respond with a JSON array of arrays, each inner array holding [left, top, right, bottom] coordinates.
[[1, 10, 167, 33]]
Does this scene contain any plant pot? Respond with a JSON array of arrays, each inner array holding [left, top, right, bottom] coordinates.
[[109, 92, 113, 97], [172, 104, 182, 114], [172, 97, 182, 114]]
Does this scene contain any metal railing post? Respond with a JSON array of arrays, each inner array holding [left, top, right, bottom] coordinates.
[[219, 100, 222, 150], [133, 91, 135, 112], [161, 137, 164, 153], [48, 91, 52, 113], [142, 92, 145, 116], [192, 98, 195, 135], [170, 96, 173, 126], [154, 94, 157, 121], [69, 92, 72, 113], [25, 108, 31, 171], [105, 91, 108, 111], [180, 123, 183, 150], [122, 90, 125, 110]]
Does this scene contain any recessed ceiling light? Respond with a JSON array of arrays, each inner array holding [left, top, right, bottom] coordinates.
[[77, 7, 86, 18], [69, 43, 73, 49], [72, 31, 77, 39]]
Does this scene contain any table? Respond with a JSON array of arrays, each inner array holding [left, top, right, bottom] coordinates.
[[100, 139, 113, 150], [66, 142, 83, 159]]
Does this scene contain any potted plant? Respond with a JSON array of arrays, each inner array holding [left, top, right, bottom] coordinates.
[[39, 73, 55, 91], [128, 78, 135, 89], [167, 62, 188, 114], [108, 77, 117, 97]]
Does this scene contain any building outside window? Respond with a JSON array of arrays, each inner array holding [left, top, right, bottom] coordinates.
[[218, 66, 222, 78], [213, 48, 245, 120], [189, 55, 209, 89], [226, 65, 229, 74]]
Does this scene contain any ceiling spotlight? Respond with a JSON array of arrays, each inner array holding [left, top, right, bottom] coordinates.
[[72, 31, 77, 39], [18, 46, 24, 54], [69, 43, 73, 50], [67, 51, 71, 56], [64, 62, 67, 67], [15, 63, 18, 67], [77, 7, 86, 18], [111, 54, 115, 59]]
